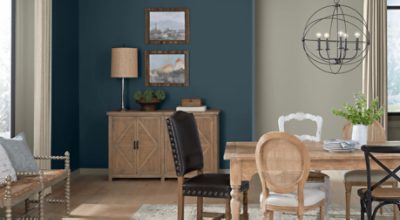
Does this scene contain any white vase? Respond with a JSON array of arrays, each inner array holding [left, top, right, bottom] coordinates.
[[352, 124, 368, 148]]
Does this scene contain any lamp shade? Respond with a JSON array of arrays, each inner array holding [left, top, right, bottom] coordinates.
[[111, 48, 138, 78]]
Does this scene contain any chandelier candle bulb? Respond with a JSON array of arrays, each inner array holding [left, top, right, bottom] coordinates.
[[316, 33, 322, 38]]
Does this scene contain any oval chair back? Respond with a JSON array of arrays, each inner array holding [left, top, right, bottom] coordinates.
[[256, 132, 310, 196]]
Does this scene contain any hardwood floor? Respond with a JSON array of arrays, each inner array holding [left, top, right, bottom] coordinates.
[[6, 173, 395, 219], [10, 174, 261, 220]]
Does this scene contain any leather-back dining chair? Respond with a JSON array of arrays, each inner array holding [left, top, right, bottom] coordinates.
[[166, 111, 249, 220]]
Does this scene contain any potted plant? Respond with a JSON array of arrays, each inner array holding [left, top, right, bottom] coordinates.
[[332, 93, 384, 147], [133, 90, 166, 111]]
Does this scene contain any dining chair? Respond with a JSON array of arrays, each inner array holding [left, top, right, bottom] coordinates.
[[343, 121, 398, 220], [359, 145, 400, 220], [166, 111, 249, 220], [278, 112, 330, 217], [256, 132, 326, 220]]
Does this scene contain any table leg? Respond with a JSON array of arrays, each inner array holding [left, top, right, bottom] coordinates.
[[231, 185, 241, 220]]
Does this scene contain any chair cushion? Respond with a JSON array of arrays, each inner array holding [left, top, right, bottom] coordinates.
[[358, 188, 400, 201], [345, 170, 396, 184], [260, 188, 325, 207], [183, 173, 249, 198], [307, 171, 329, 183]]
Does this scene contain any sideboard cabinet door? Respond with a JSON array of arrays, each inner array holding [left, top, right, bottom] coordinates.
[[109, 117, 137, 178], [135, 117, 162, 176], [108, 110, 219, 180]]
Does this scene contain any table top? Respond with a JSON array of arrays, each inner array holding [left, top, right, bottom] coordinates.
[[224, 141, 400, 161]]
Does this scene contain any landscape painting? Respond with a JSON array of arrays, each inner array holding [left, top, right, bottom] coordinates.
[[145, 51, 189, 87], [145, 8, 190, 44]]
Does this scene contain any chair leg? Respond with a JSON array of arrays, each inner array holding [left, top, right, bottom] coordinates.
[[360, 199, 365, 220], [197, 197, 203, 220], [242, 191, 248, 220], [65, 152, 71, 216], [268, 211, 274, 220], [393, 183, 398, 220], [225, 198, 231, 220], [345, 183, 352, 220], [320, 202, 325, 220], [324, 176, 330, 219], [39, 191, 44, 220], [262, 208, 268, 220], [177, 177, 184, 220]]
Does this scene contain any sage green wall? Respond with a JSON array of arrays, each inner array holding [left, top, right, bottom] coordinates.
[[255, 0, 363, 209], [255, 0, 363, 140]]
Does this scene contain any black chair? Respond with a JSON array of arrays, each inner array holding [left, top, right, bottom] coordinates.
[[358, 145, 400, 220], [166, 111, 249, 220]]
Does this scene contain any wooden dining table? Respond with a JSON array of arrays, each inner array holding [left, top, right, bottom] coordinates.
[[223, 141, 400, 220]]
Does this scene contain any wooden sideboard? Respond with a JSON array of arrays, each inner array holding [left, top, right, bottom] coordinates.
[[107, 110, 220, 181]]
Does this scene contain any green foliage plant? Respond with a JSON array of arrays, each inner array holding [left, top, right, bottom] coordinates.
[[332, 93, 384, 125], [133, 90, 166, 103]]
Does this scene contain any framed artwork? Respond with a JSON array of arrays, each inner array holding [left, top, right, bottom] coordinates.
[[145, 50, 189, 87], [145, 8, 190, 44]]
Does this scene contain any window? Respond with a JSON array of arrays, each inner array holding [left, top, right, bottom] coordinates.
[[0, 0, 13, 138], [388, 0, 400, 113]]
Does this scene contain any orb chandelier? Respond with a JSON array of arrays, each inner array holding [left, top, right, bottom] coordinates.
[[302, 0, 370, 74]]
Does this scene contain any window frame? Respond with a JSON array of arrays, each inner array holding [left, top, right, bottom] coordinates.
[[11, 0, 15, 136], [387, 4, 400, 116]]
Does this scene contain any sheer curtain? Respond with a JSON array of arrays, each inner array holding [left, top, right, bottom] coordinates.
[[362, 0, 388, 131], [33, 0, 52, 169]]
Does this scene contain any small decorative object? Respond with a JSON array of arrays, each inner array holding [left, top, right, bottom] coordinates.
[[181, 98, 202, 107], [145, 50, 189, 87], [332, 93, 384, 147], [134, 90, 166, 111], [145, 8, 190, 44], [302, 0, 370, 74], [111, 47, 138, 111]]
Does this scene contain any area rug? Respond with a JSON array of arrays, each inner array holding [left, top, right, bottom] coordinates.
[[131, 204, 393, 220]]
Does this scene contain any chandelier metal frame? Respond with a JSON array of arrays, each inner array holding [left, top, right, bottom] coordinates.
[[302, 0, 370, 74]]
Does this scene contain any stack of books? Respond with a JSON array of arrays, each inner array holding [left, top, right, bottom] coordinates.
[[176, 106, 207, 112], [323, 139, 358, 152], [176, 98, 207, 112]]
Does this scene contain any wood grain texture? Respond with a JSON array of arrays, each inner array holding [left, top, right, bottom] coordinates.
[[256, 132, 324, 219], [224, 140, 400, 220], [108, 110, 220, 180]]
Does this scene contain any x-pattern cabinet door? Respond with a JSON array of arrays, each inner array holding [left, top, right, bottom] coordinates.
[[109, 117, 137, 176], [135, 117, 162, 176]]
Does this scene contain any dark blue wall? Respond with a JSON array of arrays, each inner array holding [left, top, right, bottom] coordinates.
[[52, 0, 80, 170], [51, 0, 254, 170]]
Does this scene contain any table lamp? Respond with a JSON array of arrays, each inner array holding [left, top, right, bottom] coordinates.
[[111, 47, 138, 111]]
